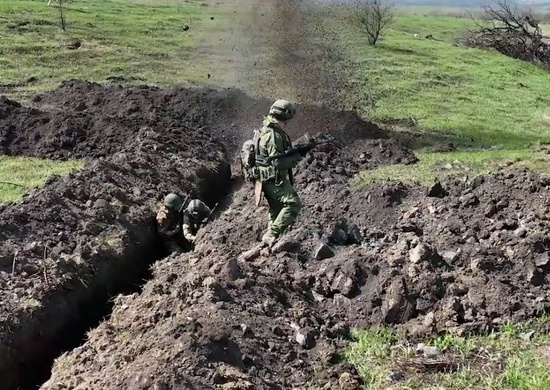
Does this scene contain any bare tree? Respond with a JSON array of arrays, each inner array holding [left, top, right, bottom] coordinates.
[[464, 0, 550, 65], [353, 0, 395, 46], [49, 0, 73, 31]]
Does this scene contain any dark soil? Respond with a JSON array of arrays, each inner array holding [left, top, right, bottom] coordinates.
[[0, 80, 413, 390], [34, 93, 550, 388], [0, 79, 392, 161], [6, 81, 549, 390], [0, 82, 232, 390]]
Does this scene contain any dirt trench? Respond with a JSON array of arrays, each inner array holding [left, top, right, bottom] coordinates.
[[38, 140, 550, 389], [4, 81, 550, 389], [0, 83, 236, 390], [0, 80, 405, 389]]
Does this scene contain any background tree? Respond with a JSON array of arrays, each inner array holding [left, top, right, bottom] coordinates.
[[353, 0, 395, 46], [49, 0, 73, 32]]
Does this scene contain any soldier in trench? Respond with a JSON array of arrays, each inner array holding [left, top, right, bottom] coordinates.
[[155, 194, 212, 252]]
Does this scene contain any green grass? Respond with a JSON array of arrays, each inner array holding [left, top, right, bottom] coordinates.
[[0, 0, 240, 97], [0, 0, 240, 202], [340, 14, 550, 149], [354, 148, 550, 186], [329, 10, 550, 183], [346, 320, 550, 389], [0, 156, 82, 203], [3, 1, 550, 193]]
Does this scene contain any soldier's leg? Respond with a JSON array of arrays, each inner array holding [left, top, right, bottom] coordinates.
[[270, 181, 302, 236], [263, 182, 283, 231]]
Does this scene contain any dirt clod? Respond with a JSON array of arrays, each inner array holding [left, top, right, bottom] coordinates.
[[315, 243, 335, 260]]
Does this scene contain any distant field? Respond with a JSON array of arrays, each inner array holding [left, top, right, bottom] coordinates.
[[3, 0, 550, 192], [0, 0, 244, 99], [0, 0, 244, 202], [331, 10, 550, 183], [340, 14, 550, 149]]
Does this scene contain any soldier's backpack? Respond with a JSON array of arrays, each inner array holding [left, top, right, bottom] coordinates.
[[240, 129, 261, 182]]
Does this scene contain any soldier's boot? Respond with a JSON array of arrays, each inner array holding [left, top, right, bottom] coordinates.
[[262, 229, 278, 246]]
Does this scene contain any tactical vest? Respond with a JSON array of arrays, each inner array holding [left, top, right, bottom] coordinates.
[[240, 121, 292, 184]]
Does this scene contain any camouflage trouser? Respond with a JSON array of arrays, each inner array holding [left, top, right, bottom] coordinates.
[[262, 180, 303, 236]]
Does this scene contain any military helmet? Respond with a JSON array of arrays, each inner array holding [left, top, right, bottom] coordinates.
[[163, 193, 183, 211], [269, 99, 295, 121], [187, 199, 205, 218]]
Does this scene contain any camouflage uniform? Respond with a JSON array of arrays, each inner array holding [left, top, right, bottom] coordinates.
[[155, 204, 186, 252], [257, 115, 303, 238], [182, 199, 212, 244]]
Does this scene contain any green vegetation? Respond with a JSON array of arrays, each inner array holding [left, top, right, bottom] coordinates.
[[0, 156, 82, 203], [354, 148, 550, 185], [346, 320, 550, 389], [335, 10, 550, 183], [0, 0, 238, 97], [3, 1, 550, 193], [341, 14, 550, 149], [0, 0, 237, 202]]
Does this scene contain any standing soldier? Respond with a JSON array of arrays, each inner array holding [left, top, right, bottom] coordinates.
[[256, 99, 306, 246]]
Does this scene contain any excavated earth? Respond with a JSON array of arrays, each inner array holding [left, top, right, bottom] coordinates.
[[3, 81, 550, 389], [0, 80, 411, 390]]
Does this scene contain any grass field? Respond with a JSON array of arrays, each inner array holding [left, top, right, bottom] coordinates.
[[0, 0, 243, 97], [341, 13, 550, 149], [0, 0, 241, 203], [346, 318, 550, 389], [333, 10, 550, 184], [1, 2, 549, 188], [0, 156, 82, 203]]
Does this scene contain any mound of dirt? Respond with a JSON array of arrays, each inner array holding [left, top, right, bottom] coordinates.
[[41, 134, 550, 389], [0, 88, 232, 390], [1, 80, 399, 161], [0, 81, 416, 390]]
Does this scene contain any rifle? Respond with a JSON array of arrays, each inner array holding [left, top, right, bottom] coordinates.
[[206, 202, 219, 222], [265, 138, 332, 163], [199, 202, 219, 228], [178, 194, 191, 213]]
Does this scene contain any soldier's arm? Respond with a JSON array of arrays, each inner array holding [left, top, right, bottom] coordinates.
[[182, 223, 196, 243], [182, 214, 196, 243], [260, 132, 301, 170]]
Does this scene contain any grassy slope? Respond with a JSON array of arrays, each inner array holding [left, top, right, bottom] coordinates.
[[334, 11, 550, 184], [0, 0, 237, 96], [346, 320, 550, 390], [0, 156, 82, 203]]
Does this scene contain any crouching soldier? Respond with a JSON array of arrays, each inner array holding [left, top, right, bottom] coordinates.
[[156, 194, 211, 252], [182, 199, 212, 245], [156, 193, 187, 252]]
